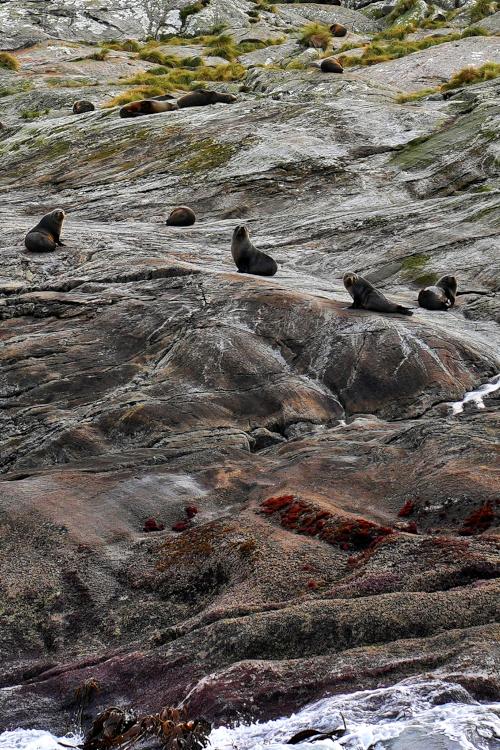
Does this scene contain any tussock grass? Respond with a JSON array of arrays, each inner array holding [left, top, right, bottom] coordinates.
[[105, 62, 245, 106], [299, 22, 332, 49], [397, 61, 500, 101], [0, 52, 20, 71], [442, 61, 500, 89], [339, 27, 489, 67], [469, 0, 497, 23]]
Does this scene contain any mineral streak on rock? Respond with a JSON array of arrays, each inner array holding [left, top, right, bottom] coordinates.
[[0, 0, 499, 736]]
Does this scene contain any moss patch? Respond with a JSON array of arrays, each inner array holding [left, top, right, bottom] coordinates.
[[179, 138, 237, 173]]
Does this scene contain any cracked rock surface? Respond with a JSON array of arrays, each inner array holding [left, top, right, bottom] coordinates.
[[0, 0, 499, 735]]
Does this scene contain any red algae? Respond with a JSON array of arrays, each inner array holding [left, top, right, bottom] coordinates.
[[398, 500, 415, 518], [185, 505, 198, 519], [459, 503, 495, 536], [172, 520, 190, 532]]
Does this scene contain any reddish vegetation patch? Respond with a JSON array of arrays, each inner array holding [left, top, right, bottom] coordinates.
[[459, 503, 495, 536], [402, 521, 418, 534], [259, 495, 394, 551], [185, 506, 198, 519], [143, 517, 165, 533], [398, 500, 415, 518], [171, 520, 189, 533], [307, 579, 319, 590]]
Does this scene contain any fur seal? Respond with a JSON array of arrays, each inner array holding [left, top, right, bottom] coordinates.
[[177, 89, 237, 108], [24, 209, 65, 253], [119, 99, 178, 118], [166, 206, 196, 227], [330, 24, 348, 37], [418, 275, 457, 311], [73, 100, 95, 114], [231, 225, 277, 277], [343, 272, 413, 315], [320, 57, 344, 74]]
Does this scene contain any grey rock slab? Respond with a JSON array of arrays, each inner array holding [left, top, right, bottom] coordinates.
[[356, 36, 500, 91], [274, 3, 381, 33]]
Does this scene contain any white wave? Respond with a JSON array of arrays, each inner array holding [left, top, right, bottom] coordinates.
[[1, 679, 499, 750], [451, 374, 500, 415]]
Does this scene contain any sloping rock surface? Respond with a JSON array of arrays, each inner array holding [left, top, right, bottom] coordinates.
[[0, 0, 499, 736]]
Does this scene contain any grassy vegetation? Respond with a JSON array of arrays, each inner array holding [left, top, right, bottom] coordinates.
[[442, 61, 500, 89], [469, 0, 497, 23], [397, 61, 500, 101], [106, 61, 245, 106], [385, 0, 419, 25], [21, 108, 50, 120], [0, 52, 20, 71], [88, 48, 110, 61], [179, 1, 209, 23], [299, 22, 332, 49], [339, 27, 489, 67], [0, 80, 32, 97]]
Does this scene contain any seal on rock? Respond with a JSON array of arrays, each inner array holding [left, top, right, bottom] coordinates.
[[330, 24, 347, 37], [177, 89, 237, 108], [119, 99, 178, 118], [24, 209, 66, 253], [320, 57, 344, 74], [418, 275, 457, 311], [166, 206, 196, 227], [73, 100, 95, 114], [343, 272, 413, 315], [231, 225, 277, 276]]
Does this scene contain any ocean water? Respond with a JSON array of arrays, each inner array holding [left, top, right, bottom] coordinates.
[[1, 678, 499, 750], [451, 374, 500, 415]]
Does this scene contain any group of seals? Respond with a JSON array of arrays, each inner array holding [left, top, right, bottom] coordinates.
[[418, 275, 457, 310], [24, 209, 65, 252], [21, 211, 457, 318], [119, 88, 237, 118]]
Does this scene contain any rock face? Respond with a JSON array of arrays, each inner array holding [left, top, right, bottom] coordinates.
[[0, 0, 499, 736]]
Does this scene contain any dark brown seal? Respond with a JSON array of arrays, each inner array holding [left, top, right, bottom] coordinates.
[[73, 100, 95, 114], [343, 272, 413, 315], [166, 206, 196, 227], [119, 99, 178, 118], [177, 89, 237, 108], [24, 209, 66, 253], [231, 225, 277, 277], [330, 24, 348, 37], [418, 275, 457, 311], [320, 57, 344, 74]]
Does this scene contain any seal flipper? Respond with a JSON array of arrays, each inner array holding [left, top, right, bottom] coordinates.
[[396, 305, 413, 316]]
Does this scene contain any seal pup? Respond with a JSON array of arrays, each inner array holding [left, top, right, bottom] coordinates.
[[320, 57, 344, 73], [330, 24, 348, 37], [73, 100, 95, 114], [418, 275, 457, 310], [343, 272, 413, 315], [177, 89, 237, 108], [119, 99, 178, 118], [231, 225, 277, 276], [166, 206, 196, 227], [24, 209, 66, 253]]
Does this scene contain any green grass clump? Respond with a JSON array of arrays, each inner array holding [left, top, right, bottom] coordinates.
[[385, 0, 419, 25], [469, 0, 497, 23], [299, 22, 332, 49], [0, 52, 20, 71], [204, 33, 239, 60], [373, 24, 415, 41], [106, 62, 245, 106], [21, 108, 49, 120], [340, 27, 489, 67], [396, 87, 438, 102], [180, 1, 209, 23], [0, 80, 32, 97], [441, 61, 500, 90], [88, 48, 110, 61]]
